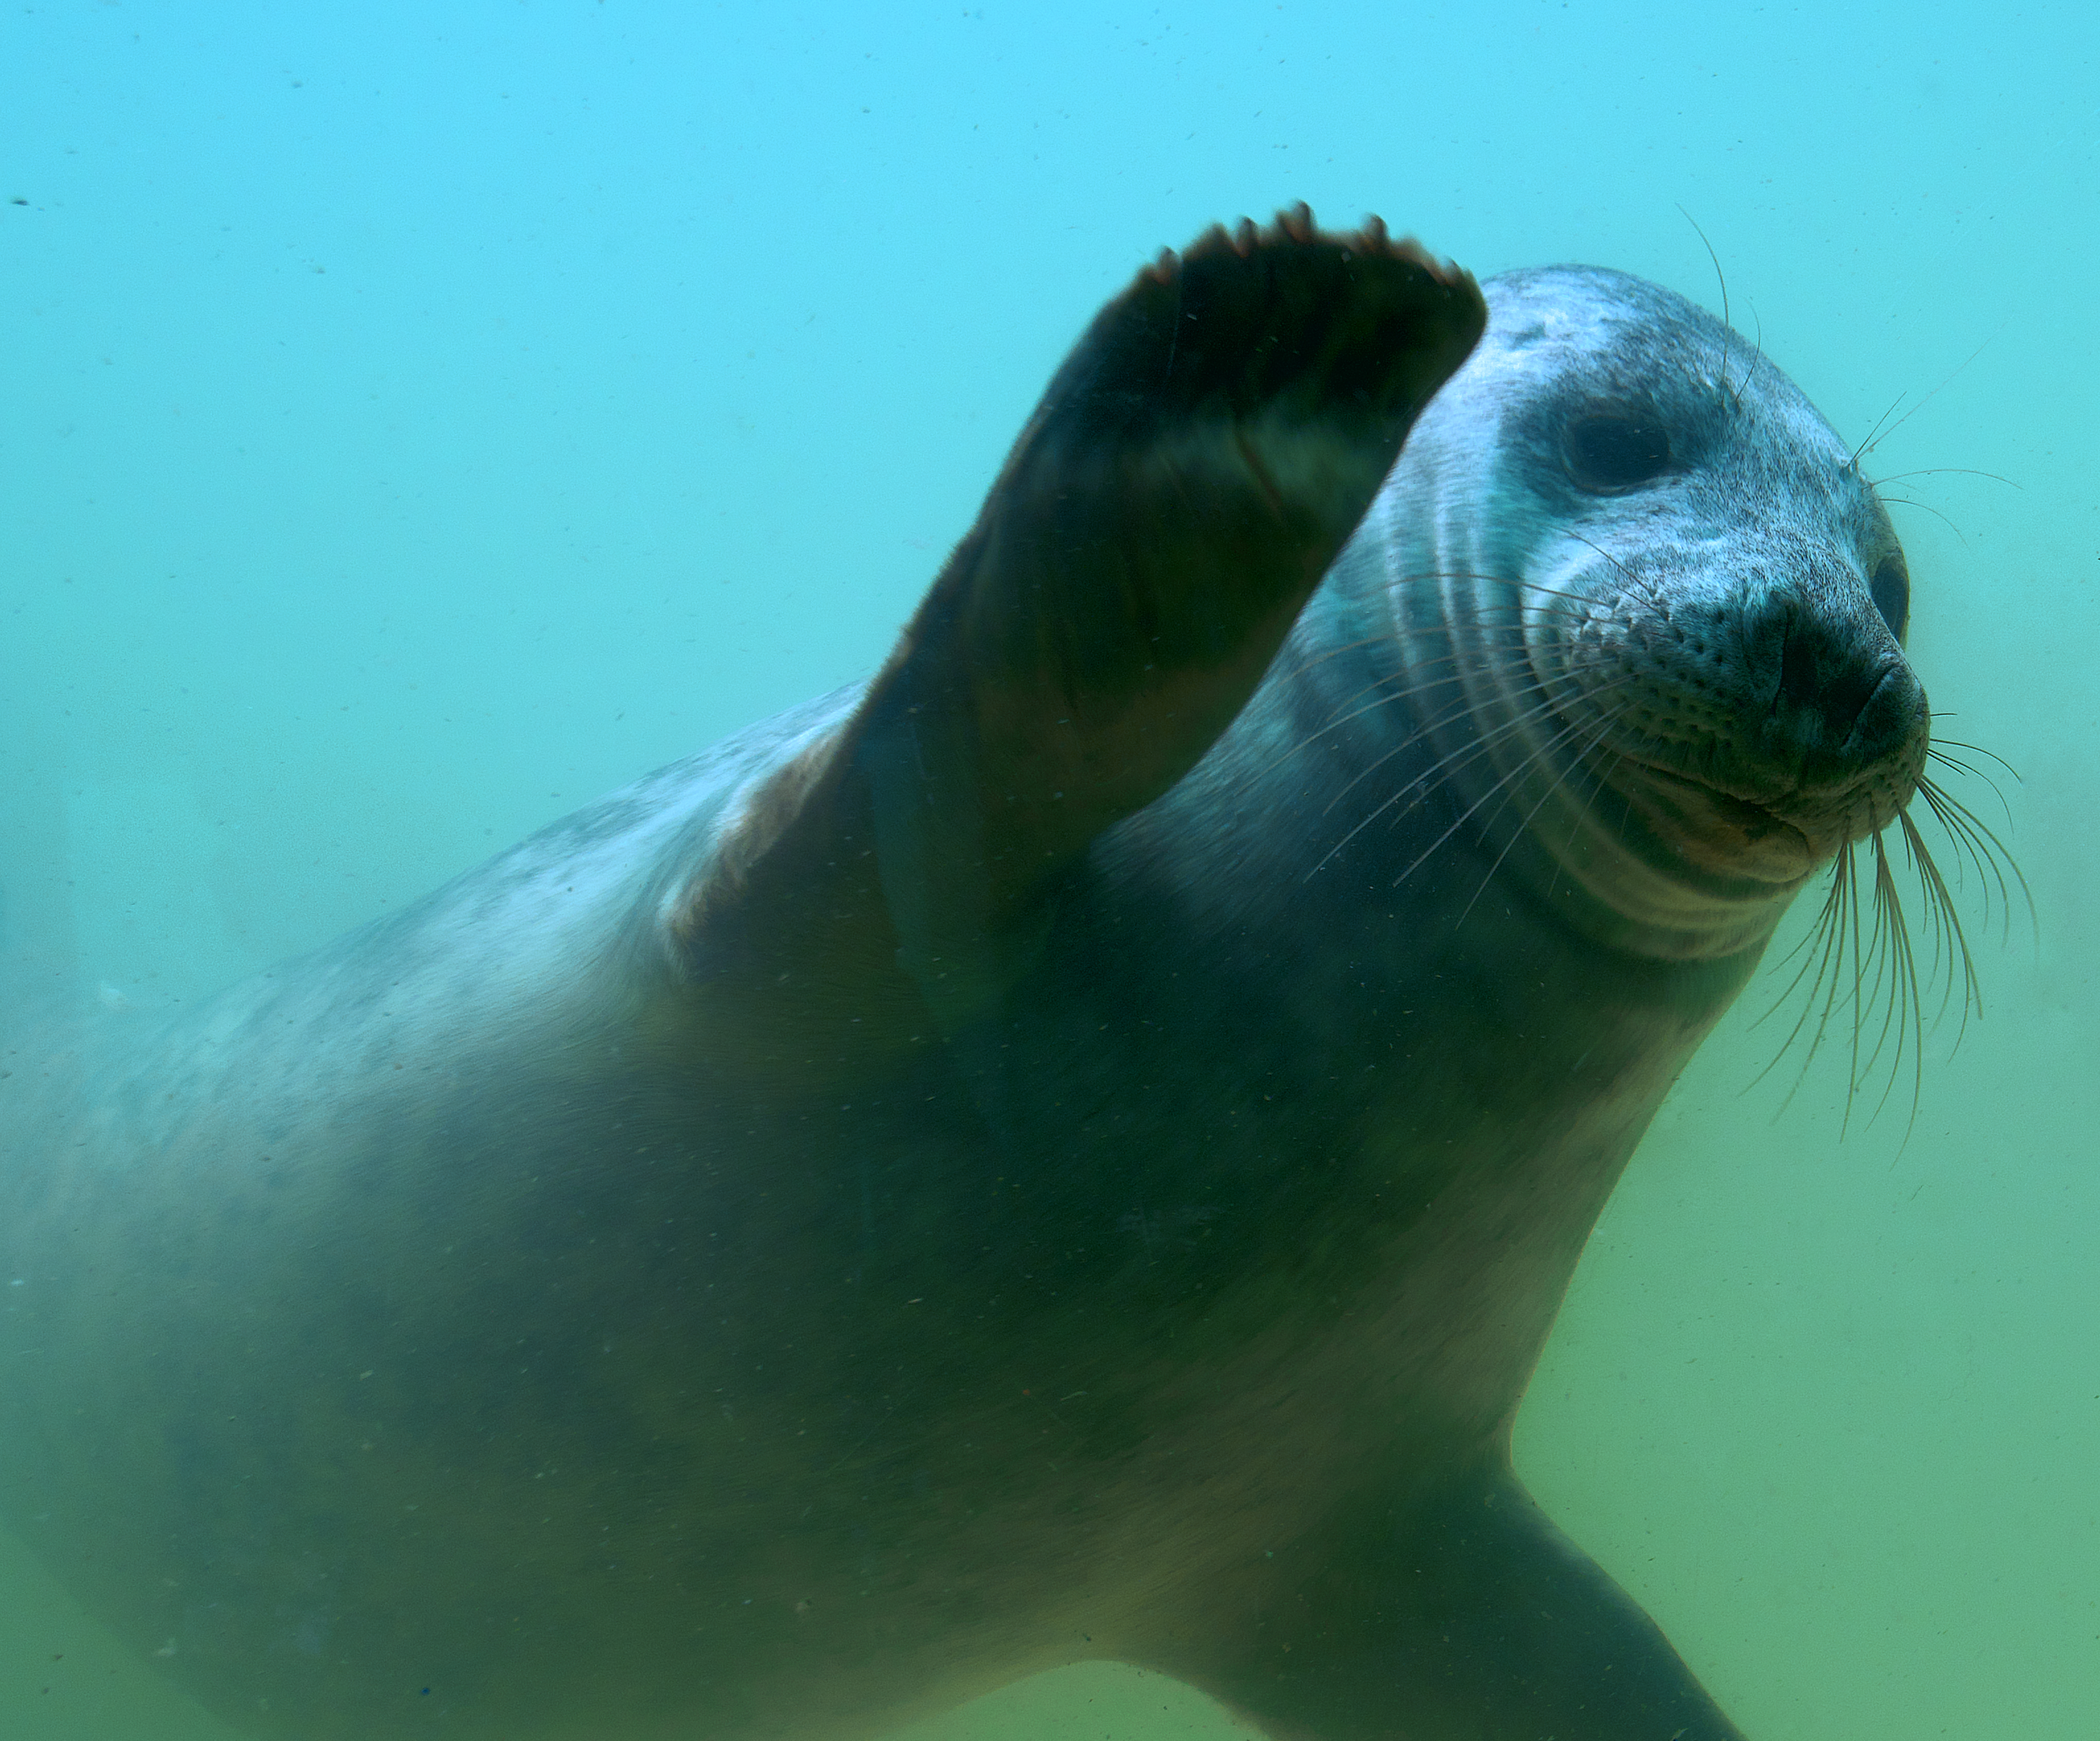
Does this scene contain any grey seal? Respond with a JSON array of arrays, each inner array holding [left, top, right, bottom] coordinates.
[[2, 208, 1938, 1741]]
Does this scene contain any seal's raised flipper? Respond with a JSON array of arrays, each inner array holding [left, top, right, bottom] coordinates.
[[1143, 1465, 1748, 1741], [683, 207, 1483, 1018]]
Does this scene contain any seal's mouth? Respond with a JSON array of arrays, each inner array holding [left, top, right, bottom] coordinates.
[[1606, 760, 1821, 890], [1541, 595, 1933, 900], [1586, 671, 1932, 893]]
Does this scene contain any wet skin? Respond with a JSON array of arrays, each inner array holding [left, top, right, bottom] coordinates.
[[3, 209, 1927, 1740]]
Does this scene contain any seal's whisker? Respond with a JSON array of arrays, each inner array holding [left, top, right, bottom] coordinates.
[[1279, 595, 1649, 794], [1311, 659, 1559, 825], [1297, 671, 1513, 814], [1914, 776, 2016, 925], [1291, 661, 1484, 754], [1836, 831, 1874, 1123], [1281, 590, 1647, 774], [1868, 466, 2021, 491], [1305, 677, 1578, 877], [1750, 838, 1916, 1124], [1914, 774, 2008, 879], [1358, 561, 1670, 617], [1561, 531, 1671, 611], [1858, 326, 2003, 465], [1923, 747, 2017, 829], [1924, 738, 2023, 831], [1277, 612, 1533, 682], [1293, 620, 1571, 737], [1676, 205, 1742, 409], [1898, 810, 1982, 1051], [1267, 629, 1548, 781], [1851, 829, 1927, 1137], [1455, 692, 1633, 864], [1850, 391, 1908, 474], [1744, 841, 1859, 1111], [1275, 593, 1579, 697], [1297, 621, 1523, 679], [1264, 665, 1476, 783], [1912, 773, 2036, 951], [1896, 807, 1975, 1041], [1383, 685, 1639, 893], [1541, 748, 1627, 905], [1746, 729, 2029, 1139], [1459, 583, 1648, 616], [1378, 564, 1626, 603], [1925, 735, 2023, 780], [1877, 495, 1970, 545], [1456, 705, 1631, 929], [1371, 673, 1614, 821], [1270, 562, 1606, 686], [1825, 836, 1903, 1134], [1277, 630, 1401, 678], [1472, 574, 1651, 611]]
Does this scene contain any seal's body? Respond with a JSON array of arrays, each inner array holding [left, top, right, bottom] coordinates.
[[1, 214, 1925, 1741]]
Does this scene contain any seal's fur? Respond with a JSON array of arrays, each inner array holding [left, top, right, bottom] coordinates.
[[3, 216, 1932, 1741]]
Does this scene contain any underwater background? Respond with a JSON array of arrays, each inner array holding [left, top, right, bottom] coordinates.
[[2, 1, 2094, 1736]]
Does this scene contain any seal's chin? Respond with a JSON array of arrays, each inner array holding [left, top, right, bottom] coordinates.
[[1460, 742, 1834, 965]]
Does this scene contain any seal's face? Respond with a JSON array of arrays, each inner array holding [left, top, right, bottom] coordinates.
[[1370, 265, 1931, 959]]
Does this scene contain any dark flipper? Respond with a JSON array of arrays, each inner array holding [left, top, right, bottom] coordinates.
[[682, 207, 1483, 1021], [1143, 1465, 1749, 1741]]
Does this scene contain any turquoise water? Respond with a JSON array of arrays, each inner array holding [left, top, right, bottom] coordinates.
[[3, 2, 2095, 1736]]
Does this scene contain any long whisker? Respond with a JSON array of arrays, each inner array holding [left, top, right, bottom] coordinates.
[[1867, 466, 2021, 490], [1926, 735, 2023, 780], [1744, 844, 1850, 1093], [1544, 747, 1626, 905], [1385, 688, 1638, 893], [1308, 651, 1550, 820], [1850, 392, 1907, 473], [1912, 774, 2037, 950], [1859, 328, 2002, 462], [1924, 747, 2017, 829], [1456, 704, 1631, 929], [1896, 807, 1976, 1041], [1277, 656, 1492, 772], [1289, 594, 1653, 807], [1747, 733, 2030, 1144], [1676, 205, 1740, 408], [1561, 531, 1670, 611], [1306, 681, 1571, 876], [1876, 496, 1969, 544], [1268, 570, 1651, 780], [1856, 829, 1925, 1134], [1265, 659, 1494, 786], [1307, 674, 1579, 870]]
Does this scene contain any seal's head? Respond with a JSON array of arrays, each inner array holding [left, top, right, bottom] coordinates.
[[1362, 264, 1930, 960]]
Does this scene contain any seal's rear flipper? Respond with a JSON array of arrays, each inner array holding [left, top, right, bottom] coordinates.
[[679, 209, 1482, 1024], [1142, 1464, 1748, 1741]]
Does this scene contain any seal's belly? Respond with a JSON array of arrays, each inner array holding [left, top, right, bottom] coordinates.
[[0, 1008, 1657, 1741]]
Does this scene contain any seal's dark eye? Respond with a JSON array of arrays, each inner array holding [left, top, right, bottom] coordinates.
[[1869, 550, 1910, 642], [1564, 412, 1673, 492]]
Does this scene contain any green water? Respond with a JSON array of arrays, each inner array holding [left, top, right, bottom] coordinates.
[[3, 1, 2094, 1736]]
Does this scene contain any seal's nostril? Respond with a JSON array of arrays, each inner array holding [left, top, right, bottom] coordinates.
[[1774, 613, 1887, 753], [1823, 656, 1889, 747]]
